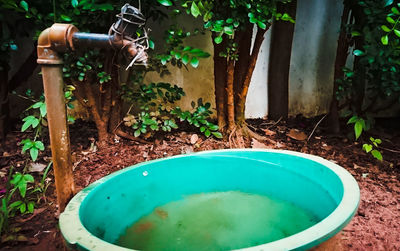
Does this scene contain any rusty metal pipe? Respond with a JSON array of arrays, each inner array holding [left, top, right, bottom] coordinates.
[[37, 23, 138, 213], [37, 25, 76, 213]]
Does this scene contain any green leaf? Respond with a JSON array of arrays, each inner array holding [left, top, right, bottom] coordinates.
[[385, 0, 394, 7], [23, 174, 34, 183], [9, 201, 23, 209], [347, 116, 358, 124], [19, 203, 26, 214], [381, 25, 391, 32], [27, 201, 35, 213], [21, 120, 32, 132], [40, 103, 46, 117], [394, 29, 400, 37], [32, 102, 43, 109], [363, 144, 372, 153], [353, 50, 365, 56], [30, 147, 39, 161], [381, 35, 389, 45], [351, 31, 361, 37], [354, 121, 363, 140], [375, 138, 382, 144], [71, 0, 78, 8], [371, 150, 383, 161], [208, 124, 219, 131], [204, 129, 211, 137], [149, 40, 155, 50], [34, 141, 45, 151], [190, 56, 199, 68], [157, 0, 173, 6], [223, 26, 234, 35], [200, 126, 206, 132], [182, 54, 190, 65], [212, 131, 223, 138], [392, 7, 400, 15], [60, 15, 72, 22], [257, 21, 267, 30], [191, 2, 201, 17], [19, 1, 28, 11], [387, 16, 395, 24], [134, 129, 141, 137], [22, 140, 33, 153], [214, 36, 223, 44]]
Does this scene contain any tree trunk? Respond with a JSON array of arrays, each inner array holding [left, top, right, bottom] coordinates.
[[83, 81, 109, 143], [235, 27, 268, 125], [226, 58, 235, 132], [212, 34, 228, 130], [328, 2, 351, 133], [0, 62, 9, 141], [234, 26, 252, 102], [267, 1, 297, 120], [109, 65, 122, 133]]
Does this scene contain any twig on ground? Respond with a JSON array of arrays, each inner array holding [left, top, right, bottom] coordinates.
[[307, 114, 327, 142], [262, 117, 282, 129], [380, 146, 400, 154]]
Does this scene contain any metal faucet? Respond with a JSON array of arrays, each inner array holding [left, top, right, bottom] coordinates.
[[37, 4, 148, 212]]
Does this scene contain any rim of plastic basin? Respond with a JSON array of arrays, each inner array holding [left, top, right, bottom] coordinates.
[[59, 149, 360, 251]]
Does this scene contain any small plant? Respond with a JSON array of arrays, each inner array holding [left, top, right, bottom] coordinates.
[[363, 137, 383, 161], [0, 167, 36, 236], [32, 162, 53, 203], [172, 98, 222, 138], [347, 115, 372, 140], [19, 87, 75, 161]]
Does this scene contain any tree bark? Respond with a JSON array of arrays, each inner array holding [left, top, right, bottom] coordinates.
[[234, 26, 252, 102], [0, 63, 9, 141], [109, 65, 122, 133], [267, 1, 297, 120], [226, 58, 235, 131], [212, 34, 228, 130], [83, 81, 109, 143], [328, 2, 351, 133], [235, 27, 268, 124]]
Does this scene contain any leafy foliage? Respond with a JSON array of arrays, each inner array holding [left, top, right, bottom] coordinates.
[[122, 82, 221, 138], [363, 137, 383, 161]]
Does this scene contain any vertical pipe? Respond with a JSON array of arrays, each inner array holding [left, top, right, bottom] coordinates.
[[41, 64, 75, 212], [38, 25, 76, 213]]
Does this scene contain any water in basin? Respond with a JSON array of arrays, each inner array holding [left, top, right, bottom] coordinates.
[[116, 191, 319, 250]]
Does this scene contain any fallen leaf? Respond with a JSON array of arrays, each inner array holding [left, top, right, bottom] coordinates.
[[287, 129, 307, 141], [276, 142, 285, 148], [190, 134, 199, 145], [263, 129, 276, 136], [28, 163, 47, 173], [251, 139, 271, 149]]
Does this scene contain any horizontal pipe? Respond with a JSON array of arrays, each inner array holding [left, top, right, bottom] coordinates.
[[72, 32, 114, 50]]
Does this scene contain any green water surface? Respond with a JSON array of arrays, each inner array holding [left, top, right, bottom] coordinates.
[[116, 191, 319, 250]]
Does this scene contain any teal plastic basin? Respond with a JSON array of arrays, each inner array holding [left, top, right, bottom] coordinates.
[[60, 149, 359, 250]]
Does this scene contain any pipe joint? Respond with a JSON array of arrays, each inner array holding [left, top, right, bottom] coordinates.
[[37, 24, 78, 65]]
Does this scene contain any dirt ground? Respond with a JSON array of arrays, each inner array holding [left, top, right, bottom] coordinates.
[[0, 117, 399, 250]]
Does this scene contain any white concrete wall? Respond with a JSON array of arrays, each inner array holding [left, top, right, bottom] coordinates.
[[289, 0, 343, 117]]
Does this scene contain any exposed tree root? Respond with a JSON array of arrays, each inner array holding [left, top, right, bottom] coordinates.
[[113, 128, 149, 144], [228, 123, 276, 148]]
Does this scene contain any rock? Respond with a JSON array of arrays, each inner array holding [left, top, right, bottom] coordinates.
[[190, 134, 199, 145]]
